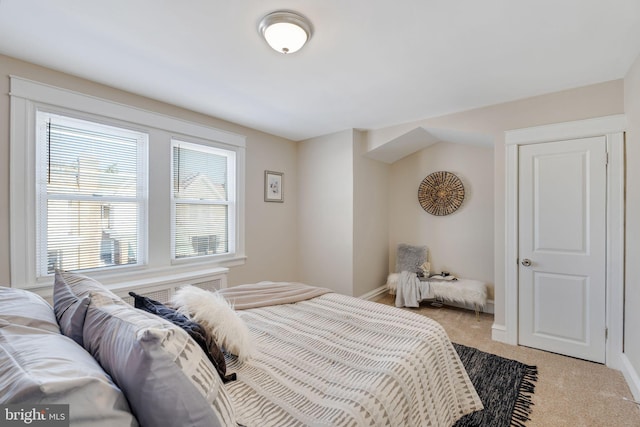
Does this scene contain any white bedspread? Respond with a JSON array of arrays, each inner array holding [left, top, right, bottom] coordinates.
[[225, 292, 482, 426]]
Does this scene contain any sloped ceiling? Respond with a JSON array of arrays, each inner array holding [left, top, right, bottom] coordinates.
[[365, 127, 494, 164]]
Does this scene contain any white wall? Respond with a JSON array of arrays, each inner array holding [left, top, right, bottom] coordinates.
[[389, 142, 494, 295], [298, 130, 354, 295], [298, 130, 390, 297], [624, 53, 640, 393], [353, 131, 390, 297], [230, 132, 298, 285]]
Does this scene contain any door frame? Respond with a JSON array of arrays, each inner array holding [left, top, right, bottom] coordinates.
[[502, 114, 626, 369]]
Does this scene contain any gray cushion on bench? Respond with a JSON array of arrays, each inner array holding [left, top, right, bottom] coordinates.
[[395, 243, 427, 274]]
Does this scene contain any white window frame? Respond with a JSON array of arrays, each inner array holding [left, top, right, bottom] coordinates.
[[170, 139, 237, 261], [35, 110, 149, 277], [9, 76, 246, 290]]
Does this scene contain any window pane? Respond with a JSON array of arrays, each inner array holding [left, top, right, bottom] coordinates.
[[174, 203, 228, 258], [47, 200, 139, 273], [37, 112, 147, 277], [172, 140, 234, 260], [173, 145, 228, 201], [48, 122, 139, 197]]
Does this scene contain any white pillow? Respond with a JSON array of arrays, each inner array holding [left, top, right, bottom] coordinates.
[[172, 286, 254, 362]]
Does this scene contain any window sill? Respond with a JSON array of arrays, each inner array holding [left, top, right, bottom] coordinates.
[[23, 255, 247, 300], [170, 253, 247, 268]]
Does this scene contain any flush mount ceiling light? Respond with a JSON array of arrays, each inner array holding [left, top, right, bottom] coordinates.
[[258, 10, 312, 54]]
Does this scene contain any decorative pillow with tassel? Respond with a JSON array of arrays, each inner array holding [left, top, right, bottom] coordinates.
[[128, 292, 236, 383], [171, 286, 254, 362]]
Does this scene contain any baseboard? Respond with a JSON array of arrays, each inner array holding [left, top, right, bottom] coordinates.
[[439, 299, 495, 314], [485, 299, 495, 314], [491, 323, 508, 343], [359, 285, 388, 301], [620, 354, 640, 401]]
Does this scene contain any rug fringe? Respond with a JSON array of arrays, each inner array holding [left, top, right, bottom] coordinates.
[[510, 365, 538, 427]]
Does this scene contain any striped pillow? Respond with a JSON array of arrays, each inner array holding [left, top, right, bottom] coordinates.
[[83, 291, 237, 427]]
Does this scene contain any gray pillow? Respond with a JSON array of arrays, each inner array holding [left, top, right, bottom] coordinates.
[[0, 286, 60, 333], [0, 288, 138, 427], [395, 243, 428, 274], [53, 270, 90, 346], [53, 270, 127, 346], [82, 292, 236, 427], [55, 270, 123, 302]]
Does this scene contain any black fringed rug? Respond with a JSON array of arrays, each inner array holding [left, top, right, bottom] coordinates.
[[453, 343, 538, 427]]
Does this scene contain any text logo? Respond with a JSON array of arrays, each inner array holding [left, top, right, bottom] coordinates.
[[0, 405, 69, 426]]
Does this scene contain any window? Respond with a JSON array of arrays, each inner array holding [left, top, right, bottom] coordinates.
[[36, 112, 148, 277], [172, 140, 235, 259], [10, 76, 245, 289]]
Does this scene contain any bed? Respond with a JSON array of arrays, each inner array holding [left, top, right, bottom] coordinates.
[[217, 282, 483, 426], [1, 274, 483, 427]]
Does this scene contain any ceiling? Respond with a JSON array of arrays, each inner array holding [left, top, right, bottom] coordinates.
[[1, 1, 639, 142]]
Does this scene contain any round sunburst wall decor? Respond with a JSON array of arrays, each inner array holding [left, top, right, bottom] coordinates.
[[418, 171, 465, 216]]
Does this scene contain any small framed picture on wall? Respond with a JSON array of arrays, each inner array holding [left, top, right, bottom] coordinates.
[[264, 170, 284, 202]]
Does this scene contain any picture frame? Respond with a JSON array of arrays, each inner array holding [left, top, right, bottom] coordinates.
[[264, 170, 284, 202]]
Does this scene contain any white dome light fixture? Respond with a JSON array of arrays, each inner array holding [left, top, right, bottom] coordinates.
[[258, 10, 312, 54]]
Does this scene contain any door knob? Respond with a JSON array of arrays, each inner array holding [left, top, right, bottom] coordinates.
[[521, 259, 532, 267]]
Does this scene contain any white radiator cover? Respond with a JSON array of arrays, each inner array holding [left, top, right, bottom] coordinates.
[[114, 269, 228, 304], [35, 267, 228, 305]]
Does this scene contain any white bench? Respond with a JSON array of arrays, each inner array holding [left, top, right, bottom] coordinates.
[[387, 274, 487, 317], [428, 278, 487, 308]]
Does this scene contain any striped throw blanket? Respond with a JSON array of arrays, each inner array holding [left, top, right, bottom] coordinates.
[[225, 291, 483, 426]]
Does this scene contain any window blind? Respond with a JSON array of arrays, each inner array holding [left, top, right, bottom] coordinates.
[[37, 112, 147, 276], [172, 140, 234, 259]]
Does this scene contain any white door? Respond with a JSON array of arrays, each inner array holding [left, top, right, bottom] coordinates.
[[518, 136, 607, 363]]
